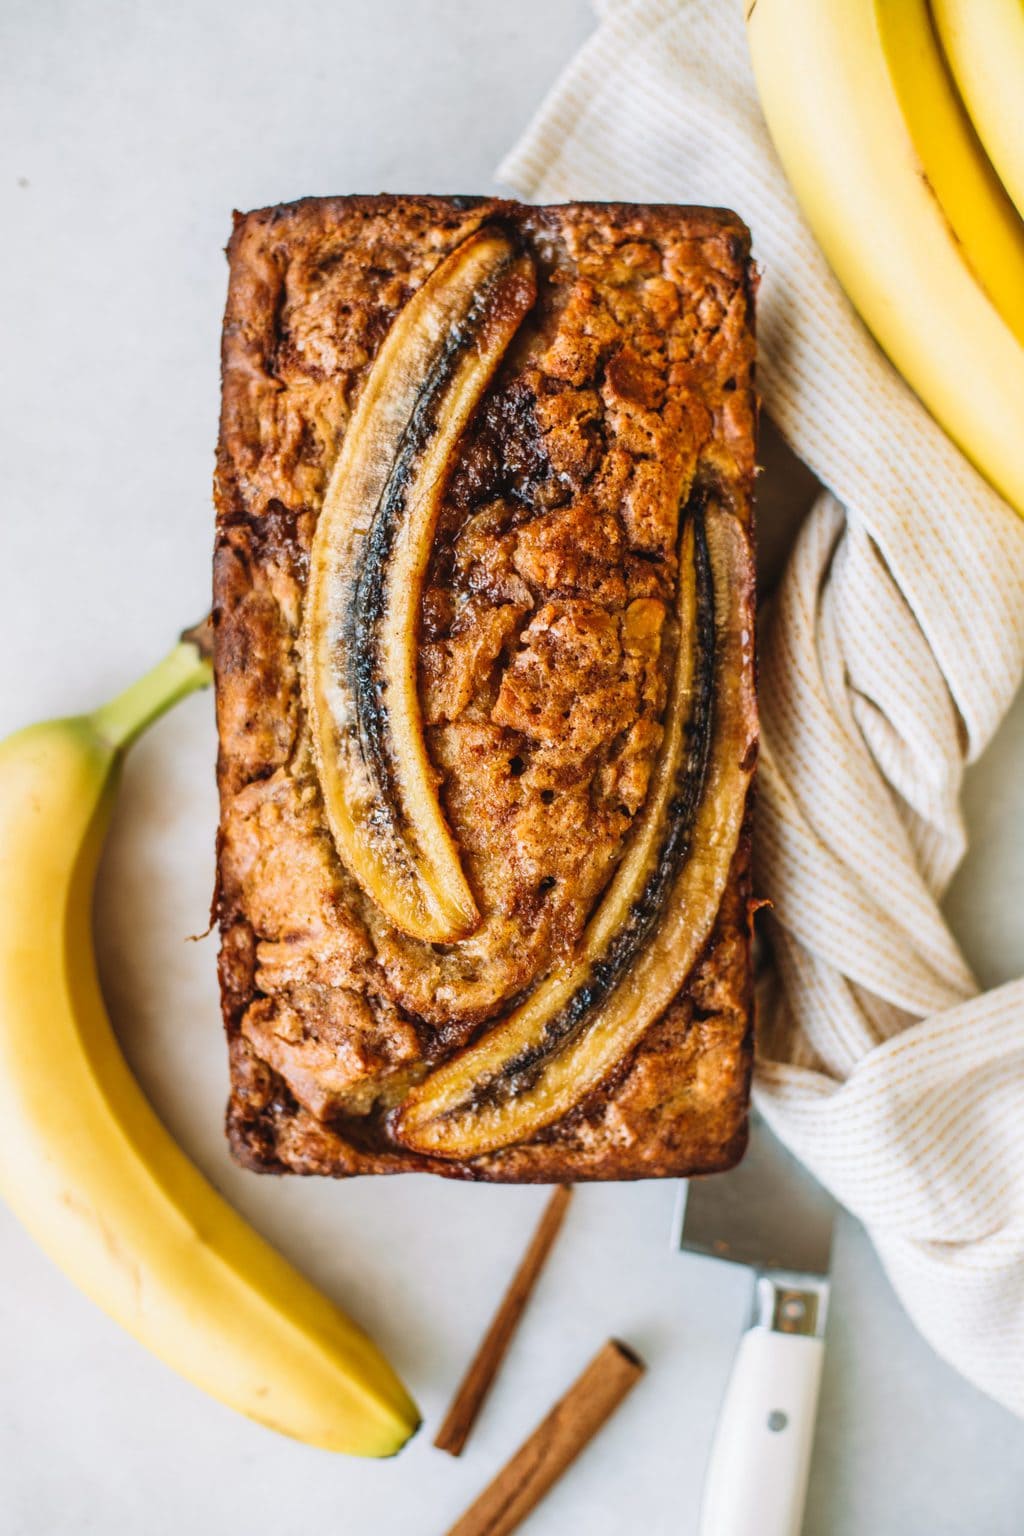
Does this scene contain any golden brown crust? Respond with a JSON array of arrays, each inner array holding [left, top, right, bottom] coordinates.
[[214, 194, 757, 1181]]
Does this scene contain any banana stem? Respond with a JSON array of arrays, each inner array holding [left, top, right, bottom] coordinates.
[[90, 636, 213, 753]]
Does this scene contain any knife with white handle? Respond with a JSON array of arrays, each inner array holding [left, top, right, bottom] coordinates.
[[673, 1112, 834, 1536]]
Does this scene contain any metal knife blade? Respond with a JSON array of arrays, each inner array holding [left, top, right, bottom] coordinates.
[[673, 1108, 834, 1281]]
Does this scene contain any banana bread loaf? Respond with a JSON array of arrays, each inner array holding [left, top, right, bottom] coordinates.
[[214, 194, 758, 1181]]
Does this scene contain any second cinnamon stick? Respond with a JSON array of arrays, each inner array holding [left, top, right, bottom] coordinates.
[[445, 1338, 645, 1536]]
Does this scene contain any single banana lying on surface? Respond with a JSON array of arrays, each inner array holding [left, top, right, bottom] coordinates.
[[932, 0, 1024, 222], [304, 224, 536, 944], [746, 0, 1024, 517], [396, 502, 758, 1158], [0, 633, 419, 1456]]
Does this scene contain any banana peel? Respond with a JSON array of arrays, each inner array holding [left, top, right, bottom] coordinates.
[[0, 631, 419, 1456], [933, 0, 1024, 224], [746, 0, 1024, 517]]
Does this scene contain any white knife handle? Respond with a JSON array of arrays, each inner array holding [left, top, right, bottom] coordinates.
[[699, 1323, 824, 1536]]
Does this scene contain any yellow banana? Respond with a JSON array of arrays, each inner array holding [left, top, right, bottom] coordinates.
[[746, 0, 1024, 517], [932, 0, 1024, 222], [876, 0, 1024, 344], [0, 635, 419, 1456]]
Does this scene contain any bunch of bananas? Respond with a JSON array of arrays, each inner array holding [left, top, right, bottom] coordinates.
[[747, 0, 1024, 516], [0, 635, 419, 1456]]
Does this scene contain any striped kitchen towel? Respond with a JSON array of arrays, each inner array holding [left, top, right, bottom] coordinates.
[[499, 0, 1024, 1416]]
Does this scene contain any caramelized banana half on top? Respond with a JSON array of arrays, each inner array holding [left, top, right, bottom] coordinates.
[[394, 502, 757, 1157], [303, 226, 536, 943]]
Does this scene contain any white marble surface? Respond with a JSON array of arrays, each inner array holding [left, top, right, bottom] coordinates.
[[2, 3, 1022, 1532]]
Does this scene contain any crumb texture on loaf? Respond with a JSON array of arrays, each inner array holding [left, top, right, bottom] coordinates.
[[213, 194, 757, 1181]]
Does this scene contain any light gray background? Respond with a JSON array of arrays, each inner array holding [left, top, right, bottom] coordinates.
[[1, 3, 1022, 1532]]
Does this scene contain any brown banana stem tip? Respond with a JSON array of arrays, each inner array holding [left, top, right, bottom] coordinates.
[[180, 614, 215, 662]]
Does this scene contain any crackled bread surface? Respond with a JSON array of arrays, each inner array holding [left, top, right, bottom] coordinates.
[[214, 194, 758, 1181]]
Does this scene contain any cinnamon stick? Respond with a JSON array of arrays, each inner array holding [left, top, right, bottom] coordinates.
[[435, 1184, 574, 1456], [444, 1339, 645, 1536]]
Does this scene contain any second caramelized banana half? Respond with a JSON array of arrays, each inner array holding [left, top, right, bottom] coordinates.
[[395, 502, 757, 1158], [303, 226, 536, 944]]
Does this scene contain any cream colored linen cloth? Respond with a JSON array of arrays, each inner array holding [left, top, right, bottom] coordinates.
[[499, 0, 1024, 1415]]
